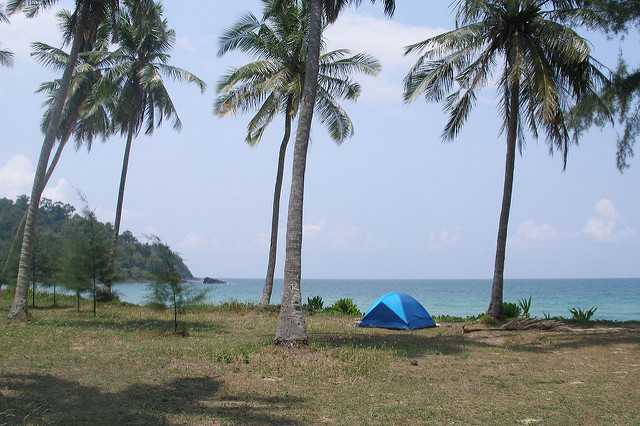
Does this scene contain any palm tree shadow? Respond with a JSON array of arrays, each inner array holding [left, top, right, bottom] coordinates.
[[311, 331, 472, 357], [503, 329, 640, 353], [312, 325, 640, 357], [33, 318, 228, 334], [0, 374, 304, 425]]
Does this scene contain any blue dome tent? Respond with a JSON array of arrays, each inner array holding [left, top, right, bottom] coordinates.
[[359, 292, 436, 330]]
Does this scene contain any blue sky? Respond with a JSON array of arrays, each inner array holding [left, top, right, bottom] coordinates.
[[0, 1, 638, 279]]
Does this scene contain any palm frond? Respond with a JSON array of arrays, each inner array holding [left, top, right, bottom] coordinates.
[[404, 0, 607, 161], [315, 85, 354, 142], [157, 64, 206, 93], [218, 13, 261, 57]]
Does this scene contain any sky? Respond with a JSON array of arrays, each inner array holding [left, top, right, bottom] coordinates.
[[0, 1, 639, 280]]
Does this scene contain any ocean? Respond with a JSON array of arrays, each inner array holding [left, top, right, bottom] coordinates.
[[112, 278, 640, 321]]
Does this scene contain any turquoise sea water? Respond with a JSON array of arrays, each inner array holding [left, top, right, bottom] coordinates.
[[111, 278, 640, 321]]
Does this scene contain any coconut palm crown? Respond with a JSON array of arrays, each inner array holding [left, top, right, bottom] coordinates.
[[275, 0, 395, 23], [403, 0, 607, 318], [216, 0, 381, 145], [93, 0, 205, 292], [100, 0, 205, 138], [34, 11, 114, 153]]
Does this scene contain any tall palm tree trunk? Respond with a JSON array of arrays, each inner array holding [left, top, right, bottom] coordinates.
[[488, 76, 520, 320], [261, 97, 294, 306], [1, 116, 74, 292], [43, 137, 69, 186], [8, 4, 88, 321], [274, 0, 322, 345], [106, 126, 135, 292]]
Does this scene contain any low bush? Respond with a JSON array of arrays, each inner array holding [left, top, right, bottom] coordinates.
[[518, 297, 532, 319], [95, 287, 120, 303], [501, 302, 521, 319], [327, 298, 362, 316], [569, 306, 598, 323], [434, 314, 483, 323], [480, 313, 499, 326], [305, 296, 324, 314]]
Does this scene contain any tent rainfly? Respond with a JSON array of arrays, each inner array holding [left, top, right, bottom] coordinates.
[[359, 292, 436, 330]]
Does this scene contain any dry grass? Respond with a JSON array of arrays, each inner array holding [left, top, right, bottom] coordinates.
[[1, 291, 639, 425]]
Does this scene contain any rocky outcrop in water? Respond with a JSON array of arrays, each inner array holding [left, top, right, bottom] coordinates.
[[203, 277, 226, 284]]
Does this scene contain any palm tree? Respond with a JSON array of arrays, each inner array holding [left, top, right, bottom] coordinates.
[[7, 0, 119, 321], [271, 0, 395, 345], [1, 21, 112, 284], [216, 0, 381, 306], [403, 0, 607, 319], [36, 10, 114, 180], [0, 3, 14, 66], [98, 0, 205, 293]]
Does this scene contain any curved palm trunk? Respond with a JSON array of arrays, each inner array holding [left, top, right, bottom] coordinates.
[[488, 77, 520, 320], [1, 117, 74, 290], [43, 138, 69, 187], [274, 0, 323, 345], [261, 97, 294, 306], [106, 126, 135, 292], [8, 4, 88, 321]]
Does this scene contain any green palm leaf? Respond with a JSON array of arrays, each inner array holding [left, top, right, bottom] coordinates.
[[215, 0, 381, 144]]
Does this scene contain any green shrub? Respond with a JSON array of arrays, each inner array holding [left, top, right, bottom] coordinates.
[[569, 306, 597, 323], [480, 313, 499, 326], [95, 287, 120, 303], [329, 298, 362, 316], [501, 302, 521, 319], [434, 314, 483, 323], [305, 296, 324, 313], [518, 297, 532, 319]]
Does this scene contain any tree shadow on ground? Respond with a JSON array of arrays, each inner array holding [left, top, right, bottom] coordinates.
[[311, 326, 640, 357], [501, 329, 640, 353], [310, 331, 471, 357], [31, 304, 72, 311], [0, 374, 303, 425], [31, 318, 227, 334]]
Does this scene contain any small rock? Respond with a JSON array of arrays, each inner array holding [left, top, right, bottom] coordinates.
[[410, 360, 419, 366]]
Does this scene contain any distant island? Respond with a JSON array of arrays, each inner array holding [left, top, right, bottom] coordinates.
[[202, 277, 227, 284]]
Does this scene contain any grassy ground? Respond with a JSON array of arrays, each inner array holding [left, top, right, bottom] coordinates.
[[1, 291, 639, 425]]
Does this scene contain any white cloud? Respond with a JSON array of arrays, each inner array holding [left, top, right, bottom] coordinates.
[[427, 227, 462, 252], [516, 220, 559, 242], [325, 13, 442, 69], [583, 199, 636, 241], [42, 177, 74, 204], [0, 154, 75, 203], [0, 7, 62, 62], [324, 13, 443, 104], [0, 154, 33, 198]]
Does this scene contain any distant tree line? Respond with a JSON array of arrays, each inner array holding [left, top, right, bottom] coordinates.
[[0, 196, 193, 297]]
